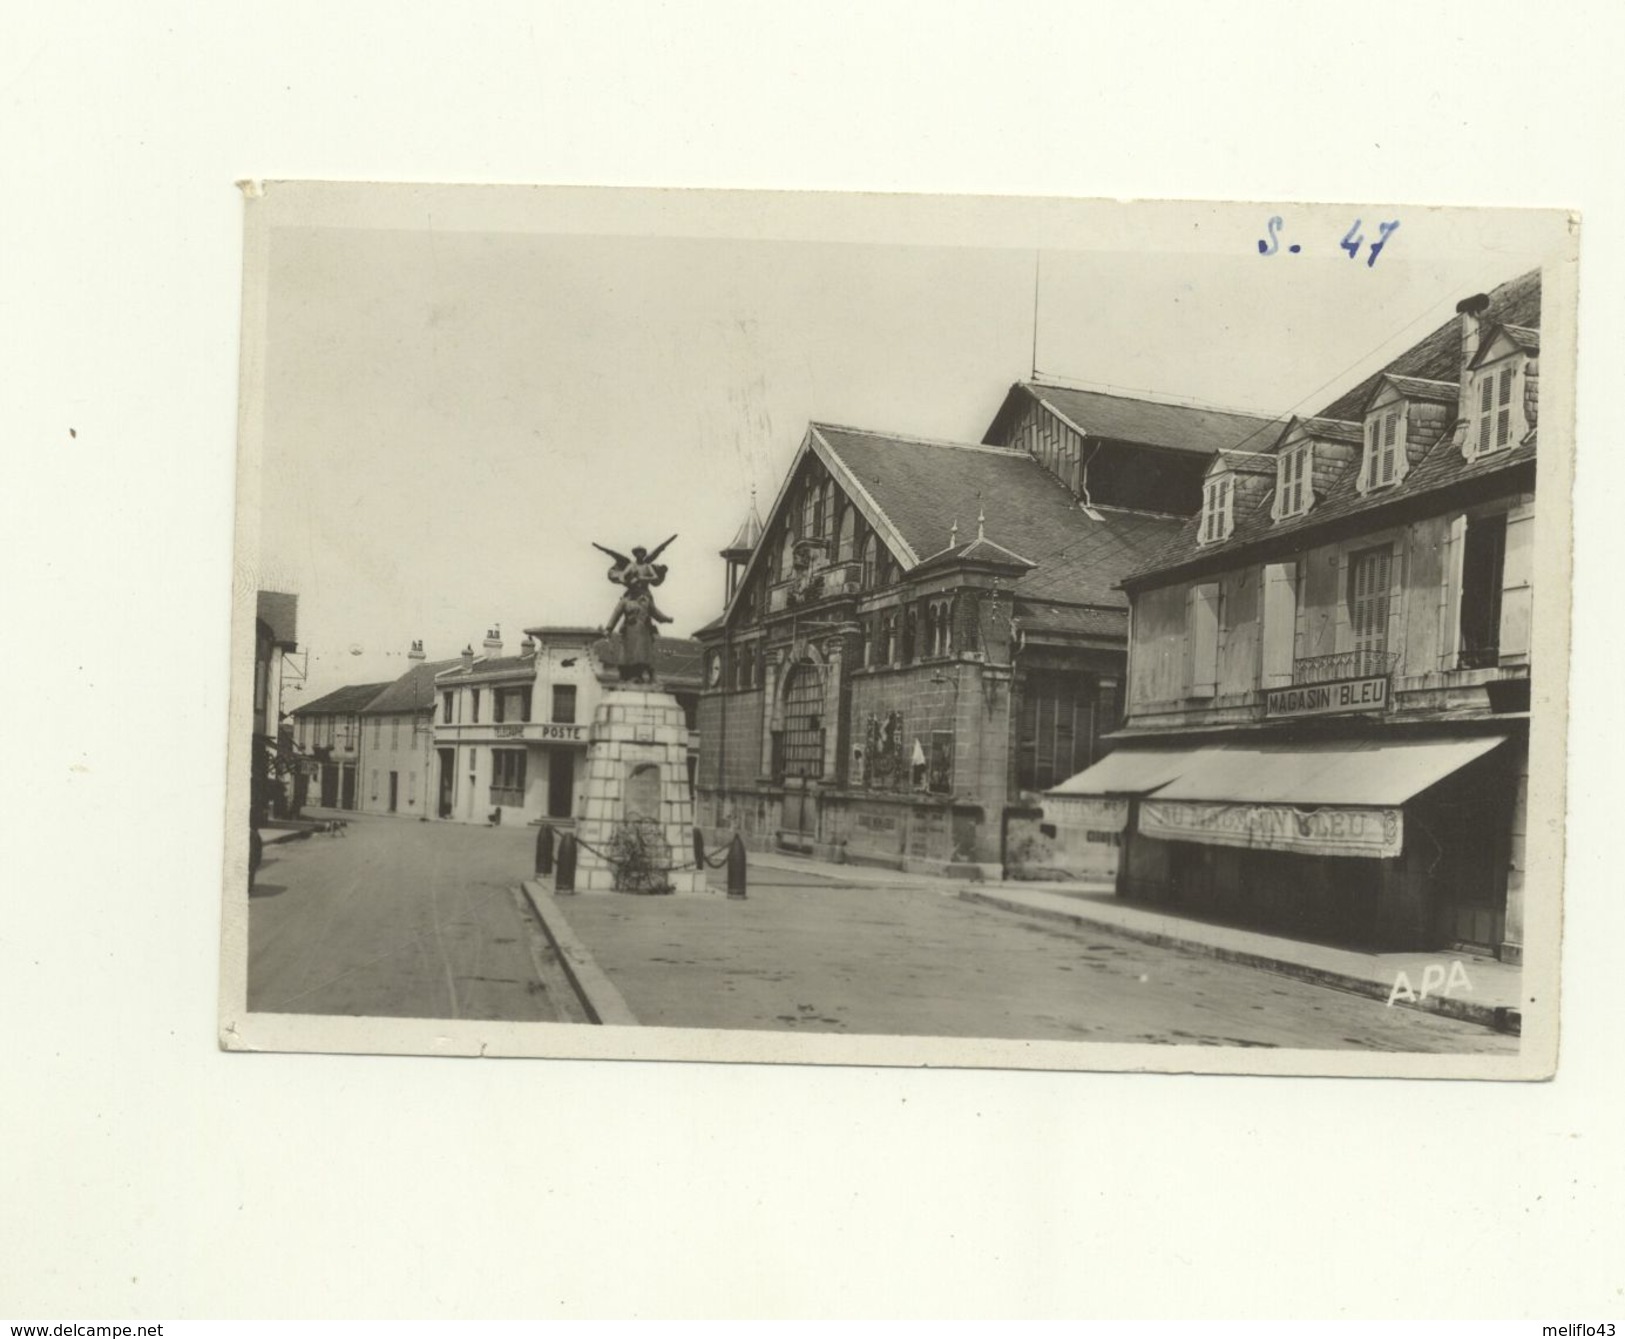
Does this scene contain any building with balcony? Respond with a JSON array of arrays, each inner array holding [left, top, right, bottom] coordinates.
[[1049, 269, 1542, 961], [694, 388, 1280, 873], [357, 642, 460, 819], [431, 626, 703, 826], [289, 678, 392, 811]]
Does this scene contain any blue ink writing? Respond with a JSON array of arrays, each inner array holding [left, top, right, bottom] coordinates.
[[1258, 214, 1401, 265], [1367, 219, 1399, 268], [1340, 219, 1364, 259]]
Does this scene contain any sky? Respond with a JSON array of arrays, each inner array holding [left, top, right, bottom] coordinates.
[[252, 196, 1563, 700]]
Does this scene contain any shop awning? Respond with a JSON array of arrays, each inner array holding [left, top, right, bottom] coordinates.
[[1153, 734, 1508, 807], [1046, 746, 1218, 797]]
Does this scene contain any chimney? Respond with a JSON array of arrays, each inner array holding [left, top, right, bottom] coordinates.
[[1456, 293, 1491, 375], [461, 644, 475, 672], [483, 624, 503, 659], [408, 639, 426, 662]]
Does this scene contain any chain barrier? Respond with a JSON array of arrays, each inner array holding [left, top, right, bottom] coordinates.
[[553, 828, 735, 878]]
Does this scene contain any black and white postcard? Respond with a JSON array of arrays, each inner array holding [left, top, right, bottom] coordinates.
[[222, 182, 1575, 1078]]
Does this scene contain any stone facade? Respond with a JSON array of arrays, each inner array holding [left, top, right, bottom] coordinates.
[[574, 687, 707, 895]]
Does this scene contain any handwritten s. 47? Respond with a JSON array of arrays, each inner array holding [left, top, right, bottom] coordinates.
[[1259, 216, 1399, 267]]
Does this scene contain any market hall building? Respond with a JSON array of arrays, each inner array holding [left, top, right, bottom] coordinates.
[[1049, 270, 1542, 961], [693, 383, 1279, 874]]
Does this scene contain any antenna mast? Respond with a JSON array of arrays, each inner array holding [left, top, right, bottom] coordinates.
[[1030, 251, 1041, 379]]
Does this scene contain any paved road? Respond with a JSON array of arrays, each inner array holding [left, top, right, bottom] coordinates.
[[248, 812, 564, 1021], [556, 859, 1518, 1052]]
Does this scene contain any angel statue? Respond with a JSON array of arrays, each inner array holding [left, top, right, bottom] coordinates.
[[595, 535, 678, 683]]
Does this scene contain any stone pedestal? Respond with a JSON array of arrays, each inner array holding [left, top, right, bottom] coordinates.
[[574, 685, 708, 895]]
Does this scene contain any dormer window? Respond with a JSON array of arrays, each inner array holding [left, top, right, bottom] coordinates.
[[1274, 443, 1312, 520], [1471, 359, 1519, 457], [1199, 474, 1233, 545], [1360, 405, 1405, 492]]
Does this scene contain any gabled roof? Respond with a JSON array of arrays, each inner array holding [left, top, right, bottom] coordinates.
[[1206, 449, 1276, 478], [1469, 321, 1541, 367], [1122, 268, 1541, 584], [1317, 269, 1541, 421], [812, 423, 1181, 608], [910, 531, 1039, 578], [1368, 373, 1459, 408], [256, 591, 298, 649], [1275, 415, 1363, 448], [362, 659, 462, 714], [291, 681, 392, 716], [984, 381, 1283, 457]]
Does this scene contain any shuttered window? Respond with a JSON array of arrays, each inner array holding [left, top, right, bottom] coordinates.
[[1348, 546, 1394, 659], [1200, 476, 1233, 544], [1186, 582, 1221, 697], [1261, 562, 1300, 687], [1364, 409, 1404, 489], [1275, 445, 1311, 519], [1473, 361, 1519, 457]]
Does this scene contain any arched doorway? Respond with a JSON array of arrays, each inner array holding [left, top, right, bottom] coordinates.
[[776, 658, 825, 846]]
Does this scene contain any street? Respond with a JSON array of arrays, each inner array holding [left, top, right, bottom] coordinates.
[[247, 814, 1513, 1051], [558, 861, 1517, 1051], [248, 811, 569, 1021]]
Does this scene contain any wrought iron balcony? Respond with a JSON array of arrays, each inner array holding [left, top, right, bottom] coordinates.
[[1292, 650, 1400, 685]]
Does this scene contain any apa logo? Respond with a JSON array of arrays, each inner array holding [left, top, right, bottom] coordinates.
[[1387, 961, 1473, 1007]]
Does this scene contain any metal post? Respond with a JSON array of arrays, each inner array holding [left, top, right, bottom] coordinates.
[[726, 833, 747, 900], [693, 826, 706, 873], [556, 833, 577, 894], [536, 823, 554, 876]]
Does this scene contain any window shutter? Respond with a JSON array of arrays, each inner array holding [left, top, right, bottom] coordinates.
[[1262, 562, 1298, 688], [1333, 550, 1352, 652], [1477, 376, 1494, 456], [1386, 537, 1406, 669], [1358, 423, 1374, 492], [1496, 366, 1514, 448], [1499, 500, 1536, 664], [1187, 583, 1219, 698], [1438, 514, 1467, 672]]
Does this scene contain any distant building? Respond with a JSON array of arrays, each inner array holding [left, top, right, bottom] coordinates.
[[1056, 270, 1542, 960], [357, 642, 460, 819], [252, 591, 299, 823], [433, 626, 703, 826], [693, 387, 1278, 873], [290, 680, 392, 811]]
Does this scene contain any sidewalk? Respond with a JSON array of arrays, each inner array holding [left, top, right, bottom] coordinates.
[[720, 850, 1522, 1029], [962, 882, 1524, 1032]]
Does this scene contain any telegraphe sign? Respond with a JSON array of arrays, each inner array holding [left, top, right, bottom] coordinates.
[[1139, 799, 1403, 858], [1264, 675, 1389, 719]]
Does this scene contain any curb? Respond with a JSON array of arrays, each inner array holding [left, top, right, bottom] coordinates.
[[519, 881, 639, 1026], [959, 889, 1520, 1035]]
